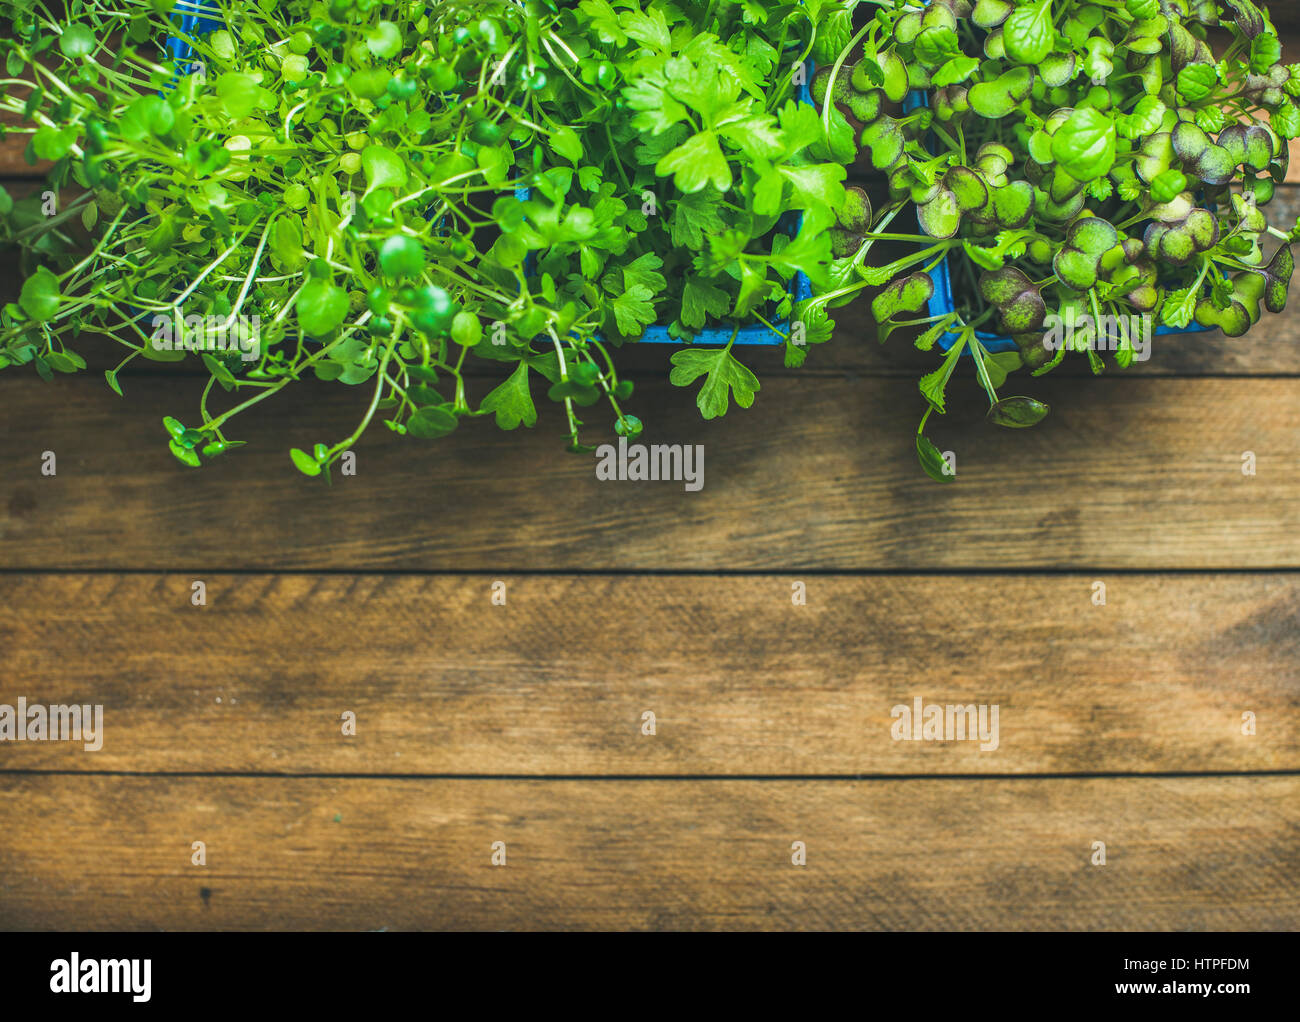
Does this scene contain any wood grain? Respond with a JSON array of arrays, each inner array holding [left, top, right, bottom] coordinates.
[[3, 16, 1299, 938], [0, 573, 1295, 775], [0, 117, 41, 177], [1, 375, 1297, 572], [0, 775, 1294, 930]]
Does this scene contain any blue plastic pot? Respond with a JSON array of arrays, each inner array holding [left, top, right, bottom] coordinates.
[[165, 1, 222, 68], [165, 3, 813, 347]]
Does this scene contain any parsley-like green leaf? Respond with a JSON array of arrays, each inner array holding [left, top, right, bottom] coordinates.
[[549, 126, 583, 164], [669, 189, 726, 248], [479, 361, 538, 430], [776, 100, 822, 154], [1162, 285, 1198, 329], [776, 162, 847, 213], [669, 346, 761, 418], [623, 252, 667, 295], [656, 130, 732, 193], [611, 285, 658, 335], [751, 162, 786, 215], [625, 63, 688, 135], [621, 4, 672, 51], [577, 0, 627, 45], [681, 275, 732, 328], [718, 111, 786, 161], [918, 335, 969, 413]]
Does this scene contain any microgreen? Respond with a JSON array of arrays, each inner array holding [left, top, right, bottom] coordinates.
[[822, 0, 1299, 478], [0, 0, 859, 471], [6, 0, 1297, 484]]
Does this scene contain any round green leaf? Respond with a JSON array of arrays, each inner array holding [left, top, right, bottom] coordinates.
[[365, 21, 403, 59], [992, 181, 1034, 228], [871, 272, 934, 322], [859, 118, 904, 170], [32, 126, 75, 161], [19, 267, 61, 322], [1069, 217, 1119, 257], [969, 68, 1032, 119], [917, 189, 960, 238], [1149, 169, 1188, 204], [1054, 248, 1100, 290], [973, 0, 1013, 28], [914, 26, 958, 67], [988, 396, 1050, 428], [1051, 107, 1117, 181], [269, 216, 306, 272], [944, 167, 989, 212], [1136, 132, 1174, 182], [120, 94, 175, 142], [450, 311, 482, 347], [879, 49, 911, 101], [378, 235, 424, 279], [1003, 0, 1054, 65], [297, 280, 350, 336], [1176, 63, 1217, 103], [290, 447, 322, 476], [349, 68, 391, 101], [1241, 126, 1275, 171], [1192, 144, 1235, 186], [406, 405, 459, 439], [59, 25, 95, 58], [361, 146, 408, 195], [216, 73, 258, 119], [1171, 121, 1210, 162], [1119, 95, 1166, 139], [1040, 52, 1077, 88]]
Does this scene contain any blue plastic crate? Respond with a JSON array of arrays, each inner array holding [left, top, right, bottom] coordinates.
[[165, 0, 222, 69], [904, 3, 1211, 353], [166, 4, 813, 346]]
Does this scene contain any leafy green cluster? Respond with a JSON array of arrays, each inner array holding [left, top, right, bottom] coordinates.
[[818, 0, 1300, 480], [0, 0, 857, 474]]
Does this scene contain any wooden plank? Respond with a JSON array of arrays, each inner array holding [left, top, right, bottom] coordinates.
[[1, 375, 1297, 571], [0, 573, 1295, 775], [0, 118, 42, 178], [0, 775, 1294, 930]]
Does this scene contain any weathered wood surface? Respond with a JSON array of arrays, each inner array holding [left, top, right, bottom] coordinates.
[[2, 17, 1299, 934], [0, 775, 1294, 930], [1, 375, 1296, 571], [0, 117, 40, 177], [1, 573, 1294, 775]]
